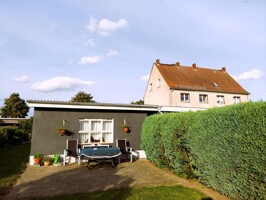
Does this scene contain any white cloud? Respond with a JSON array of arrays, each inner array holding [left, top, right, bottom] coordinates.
[[84, 38, 96, 47], [31, 76, 95, 92], [233, 69, 264, 81], [78, 50, 118, 65], [86, 15, 128, 36], [78, 55, 102, 65], [86, 15, 98, 32], [107, 49, 118, 57], [140, 75, 150, 81], [10, 75, 29, 82]]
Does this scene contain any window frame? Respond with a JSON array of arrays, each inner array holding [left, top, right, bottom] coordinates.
[[199, 94, 208, 103], [157, 79, 161, 88], [78, 119, 114, 144], [149, 83, 153, 92], [217, 95, 225, 104], [181, 93, 190, 102], [233, 96, 241, 104]]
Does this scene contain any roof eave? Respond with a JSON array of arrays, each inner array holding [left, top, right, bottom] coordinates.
[[27, 100, 159, 112], [170, 88, 250, 95]]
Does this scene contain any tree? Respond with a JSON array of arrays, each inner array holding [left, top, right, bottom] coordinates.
[[0, 93, 29, 118], [131, 99, 144, 105], [70, 91, 96, 103]]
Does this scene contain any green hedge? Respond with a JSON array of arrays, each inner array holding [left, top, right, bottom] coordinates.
[[187, 102, 266, 199], [141, 102, 266, 199], [141, 112, 196, 178]]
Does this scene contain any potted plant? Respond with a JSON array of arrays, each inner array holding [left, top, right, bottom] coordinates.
[[34, 153, 42, 165], [58, 127, 67, 136], [121, 124, 130, 133], [53, 154, 61, 166], [43, 156, 53, 166]]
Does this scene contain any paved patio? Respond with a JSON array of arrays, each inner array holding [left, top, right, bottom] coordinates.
[[4, 159, 228, 200]]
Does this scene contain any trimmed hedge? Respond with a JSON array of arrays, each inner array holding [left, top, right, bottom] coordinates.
[[141, 112, 197, 178], [187, 102, 266, 199], [141, 102, 266, 199]]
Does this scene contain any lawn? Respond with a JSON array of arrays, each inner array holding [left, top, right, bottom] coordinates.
[[0, 143, 30, 195], [39, 185, 212, 200]]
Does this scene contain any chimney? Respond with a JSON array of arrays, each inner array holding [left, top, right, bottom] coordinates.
[[222, 67, 226, 72], [156, 59, 160, 65], [176, 62, 181, 68], [192, 63, 197, 70]]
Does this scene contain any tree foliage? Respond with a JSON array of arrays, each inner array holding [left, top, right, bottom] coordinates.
[[70, 91, 96, 103], [131, 99, 144, 105], [0, 93, 29, 118]]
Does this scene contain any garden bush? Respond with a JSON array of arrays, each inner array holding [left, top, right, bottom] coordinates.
[[186, 102, 266, 199], [141, 112, 196, 177], [141, 101, 266, 199], [141, 114, 167, 167], [0, 118, 32, 148]]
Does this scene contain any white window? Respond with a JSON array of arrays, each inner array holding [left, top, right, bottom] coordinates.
[[217, 95, 225, 104], [181, 93, 190, 102], [78, 119, 114, 144], [149, 83, 153, 91], [157, 79, 161, 88], [233, 96, 241, 104], [199, 94, 208, 103]]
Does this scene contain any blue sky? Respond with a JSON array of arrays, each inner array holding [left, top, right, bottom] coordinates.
[[0, 0, 265, 109]]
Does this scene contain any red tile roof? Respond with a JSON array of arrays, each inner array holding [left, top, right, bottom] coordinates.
[[155, 61, 249, 95]]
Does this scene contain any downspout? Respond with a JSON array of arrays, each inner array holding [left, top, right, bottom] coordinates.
[[169, 88, 174, 106]]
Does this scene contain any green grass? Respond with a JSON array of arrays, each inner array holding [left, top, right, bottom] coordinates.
[[39, 185, 212, 200], [0, 143, 30, 195]]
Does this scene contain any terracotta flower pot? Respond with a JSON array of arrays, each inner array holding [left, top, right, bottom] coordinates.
[[59, 129, 66, 135], [34, 157, 41, 165], [123, 127, 129, 133]]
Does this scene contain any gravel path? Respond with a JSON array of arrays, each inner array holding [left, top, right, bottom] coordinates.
[[4, 159, 228, 200]]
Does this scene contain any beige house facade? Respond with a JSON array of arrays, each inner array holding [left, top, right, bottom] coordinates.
[[144, 59, 249, 110]]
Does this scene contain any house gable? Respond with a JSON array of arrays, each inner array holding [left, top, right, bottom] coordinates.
[[144, 59, 249, 107]]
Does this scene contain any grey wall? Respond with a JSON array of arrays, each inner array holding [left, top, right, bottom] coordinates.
[[31, 108, 154, 155]]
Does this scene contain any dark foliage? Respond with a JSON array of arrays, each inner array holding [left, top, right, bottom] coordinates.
[[0, 93, 29, 118]]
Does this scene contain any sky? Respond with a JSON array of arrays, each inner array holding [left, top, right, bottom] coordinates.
[[0, 0, 265, 111]]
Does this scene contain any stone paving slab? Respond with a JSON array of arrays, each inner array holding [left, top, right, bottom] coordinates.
[[3, 159, 228, 200]]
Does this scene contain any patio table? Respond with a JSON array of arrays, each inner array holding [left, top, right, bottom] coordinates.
[[79, 147, 121, 169]]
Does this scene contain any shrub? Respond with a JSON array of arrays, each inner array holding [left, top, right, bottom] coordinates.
[[186, 102, 266, 199], [141, 101, 266, 199], [0, 117, 32, 148], [141, 112, 196, 177], [0, 125, 31, 148], [141, 114, 167, 167]]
